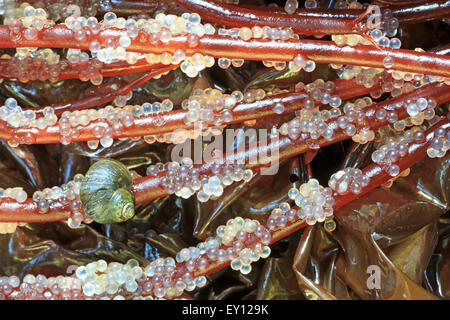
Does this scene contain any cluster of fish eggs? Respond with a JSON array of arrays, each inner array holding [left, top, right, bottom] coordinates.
[[4, 48, 66, 83], [0, 98, 57, 130], [0, 187, 28, 211], [146, 158, 253, 203], [76, 259, 141, 298], [277, 80, 351, 147], [427, 127, 450, 159], [217, 217, 272, 275], [57, 92, 171, 149], [266, 202, 301, 232], [328, 167, 370, 195], [143, 256, 207, 299], [371, 126, 425, 177], [182, 88, 242, 127], [289, 179, 334, 225]]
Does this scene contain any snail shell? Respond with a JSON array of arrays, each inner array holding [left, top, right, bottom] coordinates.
[[80, 159, 135, 224]]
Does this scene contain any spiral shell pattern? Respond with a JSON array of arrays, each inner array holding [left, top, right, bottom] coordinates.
[[80, 159, 135, 224]]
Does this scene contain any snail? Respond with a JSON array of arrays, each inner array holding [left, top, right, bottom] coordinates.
[[80, 159, 135, 224]]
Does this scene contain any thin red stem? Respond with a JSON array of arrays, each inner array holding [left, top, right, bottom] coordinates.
[[0, 26, 449, 77], [29, 64, 177, 116], [172, 0, 361, 36], [237, 0, 450, 25], [0, 78, 375, 143], [0, 58, 164, 80]]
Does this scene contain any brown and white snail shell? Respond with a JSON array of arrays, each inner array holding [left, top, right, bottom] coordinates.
[[80, 159, 135, 224]]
